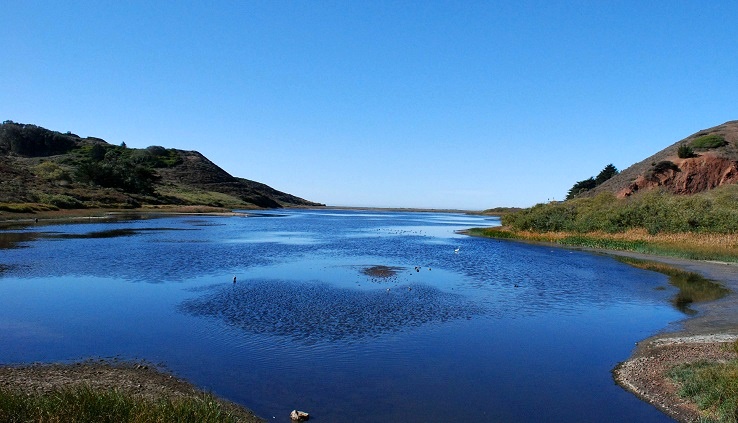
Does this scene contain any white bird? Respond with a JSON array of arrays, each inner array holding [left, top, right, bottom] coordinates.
[[454, 247, 460, 254]]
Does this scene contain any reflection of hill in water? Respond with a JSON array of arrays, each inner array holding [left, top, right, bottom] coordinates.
[[180, 280, 482, 343]]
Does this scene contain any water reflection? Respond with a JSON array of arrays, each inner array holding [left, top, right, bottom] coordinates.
[[44, 227, 192, 239], [614, 256, 728, 314], [180, 280, 481, 343], [0, 231, 40, 249], [0, 210, 685, 422]]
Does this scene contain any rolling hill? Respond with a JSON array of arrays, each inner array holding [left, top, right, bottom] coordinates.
[[0, 121, 323, 210]]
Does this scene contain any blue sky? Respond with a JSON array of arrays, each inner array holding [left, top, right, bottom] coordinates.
[[2, 1, 736, 210]]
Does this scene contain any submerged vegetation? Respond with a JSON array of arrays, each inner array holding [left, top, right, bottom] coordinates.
[[613, 256, 728, 313], [0, 386, 258, 423], [669, 344, 738, 423]]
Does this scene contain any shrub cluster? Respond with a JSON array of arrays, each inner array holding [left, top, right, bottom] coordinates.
[[677, 143, 695, 159], [503, 184, 738, 234], [75, 146, 158, 195], [691, 133, 727, 149], [0, 121, 78, 157]]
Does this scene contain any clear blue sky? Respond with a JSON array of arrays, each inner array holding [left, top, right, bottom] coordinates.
[[2, 1, 736, 210]]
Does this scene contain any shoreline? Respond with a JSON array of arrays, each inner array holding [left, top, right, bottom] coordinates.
[[2, 211, 737, 421], [481, 236, 738, 422], [0, 359, 264, 422]]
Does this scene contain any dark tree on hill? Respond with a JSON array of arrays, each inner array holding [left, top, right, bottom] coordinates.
[[0, 122, 77, 157], [566, 177, 597, 199], [566, 164, 620, 200], [595, 164, 619, 185]]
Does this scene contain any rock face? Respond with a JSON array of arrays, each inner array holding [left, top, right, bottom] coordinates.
[[619, 154, 738, 198], [587, 120, 738, 198]]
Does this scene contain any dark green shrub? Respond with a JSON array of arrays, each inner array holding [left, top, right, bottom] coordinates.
[[651, 160, 679, 174], [677, 143, 695, 158]]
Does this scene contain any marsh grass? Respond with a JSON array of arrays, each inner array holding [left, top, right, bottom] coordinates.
[[470, 227, 738, 262], [670, 359, 738, 423], [0, 385, 256, 423]]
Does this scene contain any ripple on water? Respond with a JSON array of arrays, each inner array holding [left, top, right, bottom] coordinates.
[[179, 280, 482, 344]]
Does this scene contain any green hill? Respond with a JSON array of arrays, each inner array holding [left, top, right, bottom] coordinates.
[[0, 121, 323, 211]]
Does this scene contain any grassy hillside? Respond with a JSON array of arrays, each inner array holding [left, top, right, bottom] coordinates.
[[0, 121, 322, 212], [477, 121, 738, 262]]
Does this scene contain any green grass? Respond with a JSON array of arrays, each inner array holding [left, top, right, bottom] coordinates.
[[156, 185, 250, 208], [556, 235, 649, 252], [670, 357, 738, 423], [692, 134, 728, 149], [0, 385, 259, 423]]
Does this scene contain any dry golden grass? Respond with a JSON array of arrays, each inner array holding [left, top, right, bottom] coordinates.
[[475, 227, 738, 262]]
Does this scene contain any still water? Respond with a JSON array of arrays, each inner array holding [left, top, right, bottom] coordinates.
[[0, 210, 684, 422]]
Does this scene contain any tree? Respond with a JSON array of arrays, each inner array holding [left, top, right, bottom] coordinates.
[[595, 164, 619, 185], [566, 177, 597, 200]]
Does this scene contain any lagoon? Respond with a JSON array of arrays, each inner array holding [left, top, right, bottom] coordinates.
[[0, 210, 683, 421]]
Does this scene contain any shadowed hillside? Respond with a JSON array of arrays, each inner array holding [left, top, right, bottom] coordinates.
[[0, 121, 323, 211]]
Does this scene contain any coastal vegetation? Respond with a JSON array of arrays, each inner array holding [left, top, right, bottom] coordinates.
[[691, 133, 728, 149], [0, 385, 259, 423], [474, 184, 738, 262], [0, 121, 321, 211], [669, 343, 738, 423]]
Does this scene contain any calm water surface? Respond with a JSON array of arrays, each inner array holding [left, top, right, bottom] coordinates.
[[0, 210, 684, 422]]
